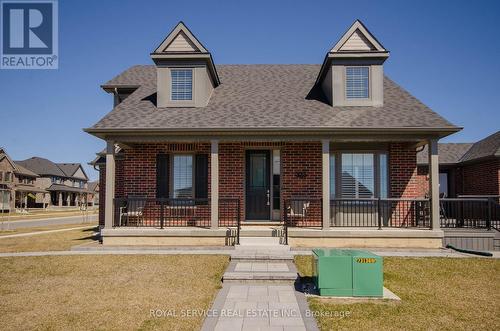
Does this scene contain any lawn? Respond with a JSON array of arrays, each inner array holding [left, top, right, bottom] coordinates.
[[0, 255, 229, 331], [0, 208, 98, 221], [0, 226, 98, 252], [295, 256, 500, 330], [0, 222, 97, 236]]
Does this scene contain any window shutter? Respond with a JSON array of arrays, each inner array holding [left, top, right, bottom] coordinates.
[[195, 154, 208, 201], [156, 153, 169, 199]]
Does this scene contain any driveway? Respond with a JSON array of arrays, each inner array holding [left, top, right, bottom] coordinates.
[[0, 214, 97, 229]]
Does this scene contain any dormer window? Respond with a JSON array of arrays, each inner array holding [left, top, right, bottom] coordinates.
[[171, 69, 193, 101], [346, 66, 369, 99]]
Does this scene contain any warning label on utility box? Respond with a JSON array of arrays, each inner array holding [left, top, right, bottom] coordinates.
[[356, 258, 377, 264]]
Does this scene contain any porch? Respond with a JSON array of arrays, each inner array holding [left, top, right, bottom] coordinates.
[[100, 137, 449, 248]]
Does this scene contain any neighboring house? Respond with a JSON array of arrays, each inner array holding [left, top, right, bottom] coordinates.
[[16, 157, 91, 207], [87, 181, 100, 206], [0, 147, 46, 210], [85, 20, 461, 248], [417, 131, 500, 198]]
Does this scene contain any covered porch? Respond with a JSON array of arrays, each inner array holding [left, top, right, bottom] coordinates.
[[101, 135, 443, 248]]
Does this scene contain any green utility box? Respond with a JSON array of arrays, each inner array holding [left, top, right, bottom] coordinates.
[[312, 249, 383, 297]]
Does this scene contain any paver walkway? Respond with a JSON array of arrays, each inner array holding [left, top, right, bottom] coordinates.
[[201, 246, 319, 331], [203, 284, 316, 331]]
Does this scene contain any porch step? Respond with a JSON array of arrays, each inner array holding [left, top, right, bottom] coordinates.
[[222, 260, 298, 283], [238, 236, 281, 246], [223, 271, 297, 283]]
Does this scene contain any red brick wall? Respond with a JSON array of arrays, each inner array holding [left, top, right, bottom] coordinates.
[[219, 142, 245, 222], [416, 159, 500, 197], [389, 143, 419, 198], [416, 166, 428, 198], [462, 159, 500, 196], [99, 141, 421, 227]]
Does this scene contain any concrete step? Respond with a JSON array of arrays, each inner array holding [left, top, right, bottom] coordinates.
[[231, 253, 294, 261], [238, 236, 281, 246], [223, 271, 297, 283]]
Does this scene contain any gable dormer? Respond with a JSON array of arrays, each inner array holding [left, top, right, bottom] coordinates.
[[317, 20, 389, 107], [151, 22, 220, 108]]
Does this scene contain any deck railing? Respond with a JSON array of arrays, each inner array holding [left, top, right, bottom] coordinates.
[[283, 198, 431, 229], [113, 197, 241, 231], [440, 198, 500, 230], [113, 197, 210, 228], [330, 198, 431, 228]]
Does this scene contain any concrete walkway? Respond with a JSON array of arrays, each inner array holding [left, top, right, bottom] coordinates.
[[0, 214, 97, 229], [1, 246, 498, 258], [0, 225, 97, 239]]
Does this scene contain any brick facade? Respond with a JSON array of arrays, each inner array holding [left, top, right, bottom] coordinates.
[[416, 159, 500, 198], [99, 141, 420, 226], [462, 159, 500, 196], [389, 143, 419, 198]]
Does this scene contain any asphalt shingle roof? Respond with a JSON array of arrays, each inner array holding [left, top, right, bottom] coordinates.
[[57, 163, 80, 177], [16, 157, 66, 177], [459, 131, 500, 163], [90, 64, 458, 131], [417, 131, 500, 165], [417, 143, 474, 165]]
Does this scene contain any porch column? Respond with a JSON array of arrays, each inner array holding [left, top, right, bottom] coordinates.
[[428, 138, 440, 230], [58, 192, 62, 207], [104, 141, 116, 229], [210, 140, 219, 230], [322, 139, 330, 230]]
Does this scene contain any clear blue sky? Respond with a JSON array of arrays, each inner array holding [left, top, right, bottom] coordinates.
[[1, 0, 499, 181]]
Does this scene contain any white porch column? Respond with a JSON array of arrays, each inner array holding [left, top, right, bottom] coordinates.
[[210, 140, 219, 230], [428, 139, 440, 230], [322, 139, 330, 230], [58, 192, 62, 207], [104, 141, 116, 228]]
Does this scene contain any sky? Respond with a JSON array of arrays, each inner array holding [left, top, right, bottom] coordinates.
[[0, 0, 499, 181]]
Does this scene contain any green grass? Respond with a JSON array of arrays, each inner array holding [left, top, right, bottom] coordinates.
[[295, 255, 500, 330]]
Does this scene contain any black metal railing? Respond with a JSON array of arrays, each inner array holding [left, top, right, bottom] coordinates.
[[440, 198, 500, 230], [113, 197, 210, 228], [330, 198, 431, 228], [218, 198, 241, 244]]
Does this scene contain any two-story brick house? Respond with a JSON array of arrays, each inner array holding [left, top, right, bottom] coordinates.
[[86, 20, 460, 248], [0, 147, 46, 210], [15, 157, 91, 208]]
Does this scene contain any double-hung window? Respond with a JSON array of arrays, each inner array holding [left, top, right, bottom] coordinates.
[[346, 66, 369, 99], [172, 155, 193, 198], [330, 152, 388, 199], [171, 69, 193, 101]]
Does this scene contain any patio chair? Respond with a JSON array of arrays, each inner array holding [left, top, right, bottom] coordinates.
[[120, 196, 147, 226], [286, 200, 310, 225]]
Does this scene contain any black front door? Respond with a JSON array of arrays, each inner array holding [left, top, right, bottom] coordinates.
[[246, 150, 270, 220]]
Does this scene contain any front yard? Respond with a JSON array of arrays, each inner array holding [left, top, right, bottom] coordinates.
[[0, 255, 229, 331], [0, 226, 98, 252], [295, 256, 500, 330]]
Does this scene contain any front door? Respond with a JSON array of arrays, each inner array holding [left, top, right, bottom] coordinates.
[[246, 150, 270, 220]]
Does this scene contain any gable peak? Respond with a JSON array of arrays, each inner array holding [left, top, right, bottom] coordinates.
[[330, 20, 387, 53], [153, 21, 208, 54]]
